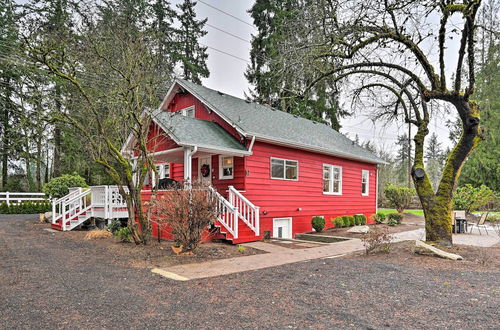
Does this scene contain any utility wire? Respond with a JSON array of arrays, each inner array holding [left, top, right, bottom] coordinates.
[[198, 0, 256, 29]]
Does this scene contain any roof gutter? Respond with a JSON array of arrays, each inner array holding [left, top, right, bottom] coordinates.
[[247, 135, 256, 153]]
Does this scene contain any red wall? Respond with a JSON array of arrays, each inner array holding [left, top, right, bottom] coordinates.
[[244, 141, 378, 237]]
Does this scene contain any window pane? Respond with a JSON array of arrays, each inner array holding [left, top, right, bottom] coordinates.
[[165, 164, 170, 178], [223, 167, 233, 177], [333, 181, 340, 193], [323, 179, 330, 192], [223, 157, 233, 166], [285, 165, 297, 180], [362, 182, 367, 194], [271, 159, 284, 178], [323, 166, 330, 179]]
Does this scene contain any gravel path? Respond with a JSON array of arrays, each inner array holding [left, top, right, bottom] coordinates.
[[1, 216, 499, 329]]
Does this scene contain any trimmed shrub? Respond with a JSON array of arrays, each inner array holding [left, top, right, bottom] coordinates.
[[354, 214, 367, 225], [332, 217, 344, 228], [387, 212, 403, 225], [42, 173, 88, 199], [372, 212, 386, 224], [0, 201, 51, 214], [384, 184, 415, 213], [342, 216, 355, 227], [311, 216, 326, 232]]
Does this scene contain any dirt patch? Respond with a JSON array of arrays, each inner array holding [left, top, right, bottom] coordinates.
[[41, 224, 265, 268], [348, 240, 500, 272]]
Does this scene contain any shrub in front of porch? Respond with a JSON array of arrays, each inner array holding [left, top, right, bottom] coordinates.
[[153, 182, 219, 252]]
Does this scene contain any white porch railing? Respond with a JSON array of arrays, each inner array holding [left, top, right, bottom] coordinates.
[[0, 192, 47, 205], [90, 185, 128, 219], [209, 186, 239, 239], [228, 186, 260, 236]]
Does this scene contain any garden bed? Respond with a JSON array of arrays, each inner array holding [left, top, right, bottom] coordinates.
[[295, 233, 350, 243], [44, 224, 266, 268], [348, 240, 500, 272]]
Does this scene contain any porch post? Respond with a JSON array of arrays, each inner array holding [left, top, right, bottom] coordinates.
[[183, 147, 192, 184]]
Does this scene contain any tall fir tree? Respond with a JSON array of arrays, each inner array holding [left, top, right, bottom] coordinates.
[[175, 0, 209, 84], [245, 0, 347, 129], [0, 0, 19, 190]]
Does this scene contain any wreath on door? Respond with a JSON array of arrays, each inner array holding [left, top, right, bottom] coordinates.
[[200, 164, 210, 177]]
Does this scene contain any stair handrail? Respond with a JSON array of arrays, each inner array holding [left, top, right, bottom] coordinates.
[[208, 186, 238, 239], [52, 188, 82, 225], [60, 189, 92, 231], [228, 186, 260, 236]]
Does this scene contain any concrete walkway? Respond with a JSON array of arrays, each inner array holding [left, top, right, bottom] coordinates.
[[152, 228, 500, 281]]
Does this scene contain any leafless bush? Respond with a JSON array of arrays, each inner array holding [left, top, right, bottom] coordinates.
[[153, 182, 219, 252], [361, 226, 393, 254]]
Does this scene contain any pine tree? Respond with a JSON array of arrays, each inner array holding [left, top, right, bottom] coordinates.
[[150, 0, 176, 83], [175, 0, 209, 84], [395, 134, 412, 186]]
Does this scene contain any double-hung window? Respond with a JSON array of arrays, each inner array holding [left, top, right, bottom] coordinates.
[[219, 156, 234, 179], [323, 164, 342, 195], [361, 170, 369, 196], [271, 157, 298, 180]]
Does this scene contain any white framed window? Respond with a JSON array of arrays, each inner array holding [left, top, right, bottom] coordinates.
[[180, 105, 195, 118], [271, 157, 298, 180], [219, 156, 234, 179], [362, 170, 369, 196], [323, 164, 342, 195]]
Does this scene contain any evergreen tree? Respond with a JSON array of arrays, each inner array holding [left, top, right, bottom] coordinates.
[[150, 0, 176, 83], [395, 134, 412, 186], [175, 0, 209, 84], [0, 0, 19, 190], [424, 133, 446, 191], [246, 0, 347, 129]]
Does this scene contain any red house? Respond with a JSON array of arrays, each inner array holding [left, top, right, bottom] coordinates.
[[123, 79, 385, 244]]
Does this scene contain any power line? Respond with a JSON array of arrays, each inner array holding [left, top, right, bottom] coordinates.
[[205, 23, 251, 44], [199, 42, 250, 63], [198, 0, 256, 29]]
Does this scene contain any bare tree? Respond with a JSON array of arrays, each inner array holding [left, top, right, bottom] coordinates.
[[276, 0, 488, 245]]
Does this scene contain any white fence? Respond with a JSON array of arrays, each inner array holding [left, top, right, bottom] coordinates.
[[0, 192, 47, 206]]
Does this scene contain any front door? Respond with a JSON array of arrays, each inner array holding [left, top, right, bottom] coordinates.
[[273, 218, 292, 239], [198, 156, 212, 185]]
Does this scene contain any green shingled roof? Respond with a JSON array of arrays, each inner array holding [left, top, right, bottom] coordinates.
[[175, 79, 385, 164], [151, 109, 248, 153]]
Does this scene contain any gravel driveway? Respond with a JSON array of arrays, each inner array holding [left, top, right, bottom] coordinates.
[[1, 215, 498, 329]]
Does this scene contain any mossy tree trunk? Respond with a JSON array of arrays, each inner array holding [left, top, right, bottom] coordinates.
[[413, 96, 482, 246]]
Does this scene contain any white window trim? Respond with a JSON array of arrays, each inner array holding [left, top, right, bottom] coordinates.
[[219, 156, 234, 180], [323, 164, 342, 195], [270, 157, 299, 181], [180, 105, 195, 118], [362, 169, 369, 196]]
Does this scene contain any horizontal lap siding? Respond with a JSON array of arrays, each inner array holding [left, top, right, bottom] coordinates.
[[245, 141, 377, 237], [167, 93, 242, 141]]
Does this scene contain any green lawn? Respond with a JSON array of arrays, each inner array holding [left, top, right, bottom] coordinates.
[[377, 208, 424, 216]]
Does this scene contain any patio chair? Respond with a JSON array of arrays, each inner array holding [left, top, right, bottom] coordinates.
[[453, 211, 467, 233], [468, 212, 489, 235]]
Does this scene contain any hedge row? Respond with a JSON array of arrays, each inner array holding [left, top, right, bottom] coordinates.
[[0, 201, 51, 214]]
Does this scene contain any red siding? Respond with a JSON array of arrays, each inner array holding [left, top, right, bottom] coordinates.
[[166, 93, 242, 142], [244, 141, 377, 237]]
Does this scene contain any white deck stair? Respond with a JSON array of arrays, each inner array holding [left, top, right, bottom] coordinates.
[[51, 186, 128, 231]]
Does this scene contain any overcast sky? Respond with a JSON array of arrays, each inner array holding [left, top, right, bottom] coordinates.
[[176, 0, 454, 155]]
